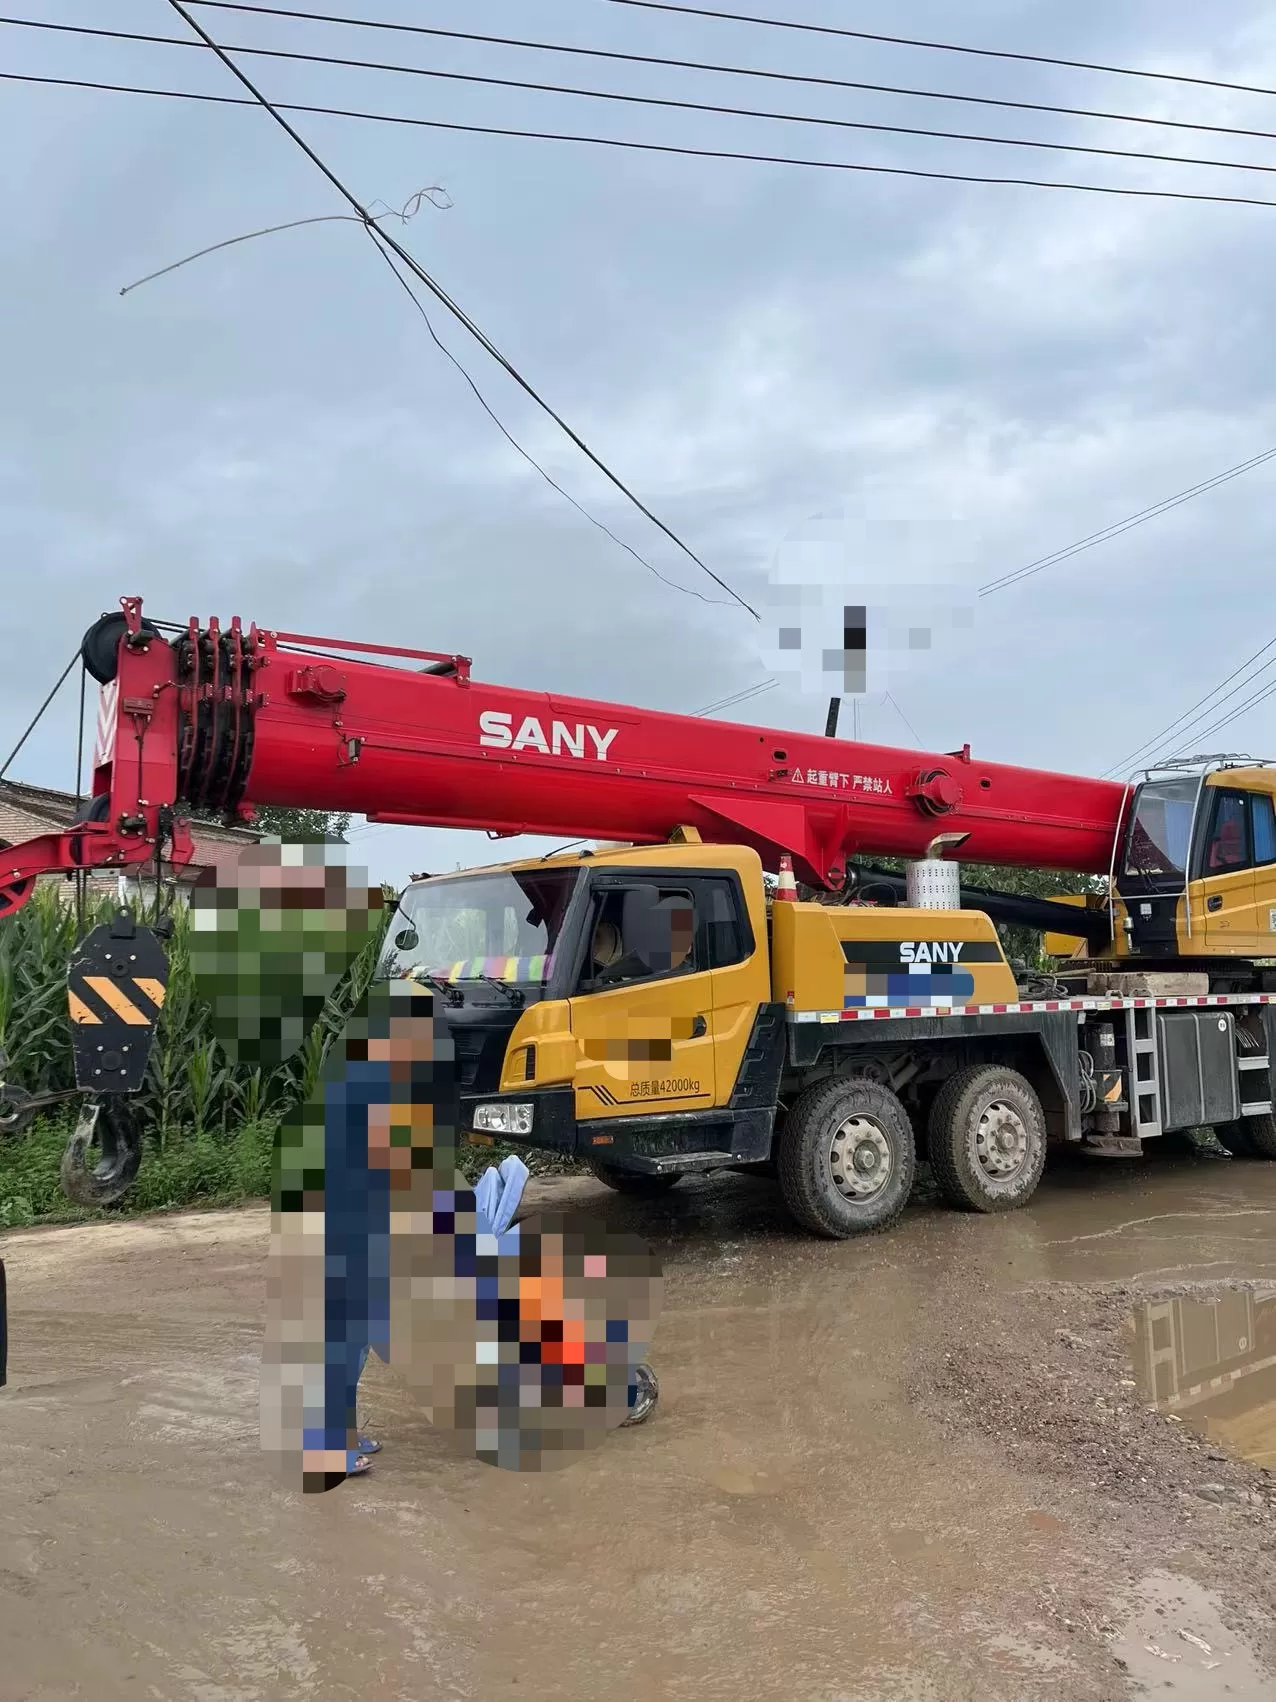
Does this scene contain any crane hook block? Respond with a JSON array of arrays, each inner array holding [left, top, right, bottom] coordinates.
[[67, 914, 169, 1094]]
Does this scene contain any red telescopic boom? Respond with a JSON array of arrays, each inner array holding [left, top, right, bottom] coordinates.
[[0, 599, 1128, 918]]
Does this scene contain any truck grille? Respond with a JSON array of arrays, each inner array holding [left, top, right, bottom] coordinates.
[[448, 1023, 511, 1095]]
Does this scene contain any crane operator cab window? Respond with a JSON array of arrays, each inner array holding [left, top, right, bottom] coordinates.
[[1205, 793, 1249, 872], [577, 878, 750, 992]]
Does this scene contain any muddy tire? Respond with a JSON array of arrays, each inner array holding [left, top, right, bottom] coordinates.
[[588, 1162, 682, 1196], [928, 1065, 1047, 1213], [777, 1075, 915, 1240], [1214, 1113, 1276, 1159]]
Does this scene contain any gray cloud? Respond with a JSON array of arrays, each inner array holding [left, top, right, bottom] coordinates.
[[5, 0, 1276, 885]]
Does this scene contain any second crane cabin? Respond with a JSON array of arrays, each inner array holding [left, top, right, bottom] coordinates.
[[6, 601, 1276, 1236]]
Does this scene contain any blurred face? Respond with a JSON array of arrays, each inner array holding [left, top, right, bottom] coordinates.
[[188, 843, 384, 1071], [668, 903, 694, 970]]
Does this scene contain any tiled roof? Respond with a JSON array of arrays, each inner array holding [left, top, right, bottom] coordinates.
[[0, 781, 260, 876]]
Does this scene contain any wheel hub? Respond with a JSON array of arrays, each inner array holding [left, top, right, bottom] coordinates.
[[829, 1116, 892, 1200], [975, 1101, 1029, 1179]]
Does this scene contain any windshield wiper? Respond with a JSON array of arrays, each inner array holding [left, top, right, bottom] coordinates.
[[474, 976, 525, 1008], [424, 974, 465, 1009]]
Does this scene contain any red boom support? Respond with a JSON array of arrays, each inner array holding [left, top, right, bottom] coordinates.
[[0, 600, 1129, 918]]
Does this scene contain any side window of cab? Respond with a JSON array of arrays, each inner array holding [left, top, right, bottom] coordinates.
[[1251, 792, 1276, 867], [1202, 791, 1252, 874], [577, 884, 702, 992]]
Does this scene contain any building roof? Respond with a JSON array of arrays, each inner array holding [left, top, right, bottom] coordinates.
[[0, 779, 260, 879]]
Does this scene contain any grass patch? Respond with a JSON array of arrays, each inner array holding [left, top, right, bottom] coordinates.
[[0, 1115, 582, 1229], [0, 1117, 278, 1229]]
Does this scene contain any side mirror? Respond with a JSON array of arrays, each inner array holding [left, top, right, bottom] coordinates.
[[394, 927, 420, 951]]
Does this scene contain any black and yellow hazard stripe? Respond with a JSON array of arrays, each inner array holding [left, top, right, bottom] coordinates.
[[67, 972, 166, 1029]]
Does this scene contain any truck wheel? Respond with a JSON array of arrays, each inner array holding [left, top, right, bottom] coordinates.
[[1215, 1114, 1276, 1159], [588, 1161, 682, 1196], [777, 1076, 915, 1239], [928, 1065, 1047, 1213]]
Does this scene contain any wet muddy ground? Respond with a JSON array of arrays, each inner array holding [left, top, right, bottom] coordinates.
[[2, 1150, 1275, 1701]]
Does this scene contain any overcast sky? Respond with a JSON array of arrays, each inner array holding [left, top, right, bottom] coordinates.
[[5, 0, 1276, 888]]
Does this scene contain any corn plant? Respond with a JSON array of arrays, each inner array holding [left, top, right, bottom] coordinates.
[[0, 885, 92, 1092], [0, 882, 392, 1151]]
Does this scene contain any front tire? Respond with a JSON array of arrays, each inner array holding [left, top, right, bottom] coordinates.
[[588, 1162, 682, 1197], [928, 1065, 1047, 1213], [777, 1076, 915, 1239], [1215, 1113, 1276, 1159]]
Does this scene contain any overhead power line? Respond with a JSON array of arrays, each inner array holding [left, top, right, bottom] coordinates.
[[14, 72, 1276, 213], [592, 0, 1276, 104], [978, 442, 1276, 598], [1167, 672, 1276, 757], [1143, 643, 1276, 765], [367, 232, 739, 610], [15, 16, 1276, 182], [1107, 639, 1276, 774], [158, 2, 1276, 152], [152, 0, 760, 621], [694, 678, 778, 715]]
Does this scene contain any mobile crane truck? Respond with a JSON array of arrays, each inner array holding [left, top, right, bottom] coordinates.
[[2, 597, 1275, 1237]]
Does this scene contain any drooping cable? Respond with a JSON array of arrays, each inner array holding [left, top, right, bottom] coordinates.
[[160, 0, 760, 619], [0, 653, 80, 782]]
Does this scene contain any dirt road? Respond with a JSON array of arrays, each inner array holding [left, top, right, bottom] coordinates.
[[3, 1154, 1275, 1702]]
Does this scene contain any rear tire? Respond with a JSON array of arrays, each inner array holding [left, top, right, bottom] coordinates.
[[1215, 1113, 1276, 1159], [928, 1065, 1047, 1213], [588, 1162, 682, 1197], [777, 1075, 915, 1240]]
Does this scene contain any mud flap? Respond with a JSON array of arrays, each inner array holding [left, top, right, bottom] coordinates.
[[67, 911, 167, 1094]]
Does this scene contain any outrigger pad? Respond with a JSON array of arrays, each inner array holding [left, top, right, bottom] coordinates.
[[67, 911, 168, 1094]]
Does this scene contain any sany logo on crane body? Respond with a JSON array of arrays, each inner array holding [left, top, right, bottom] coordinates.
[[479, 710, 619, 761]]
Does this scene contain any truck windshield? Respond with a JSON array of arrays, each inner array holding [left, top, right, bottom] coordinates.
[[1123, 777, 1200, 880], [382, 867, 578, 986]]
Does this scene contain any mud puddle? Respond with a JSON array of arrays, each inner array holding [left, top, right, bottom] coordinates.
[[1129, 1290, 1276, 1469], [1109, 1571, 1271, 1700]]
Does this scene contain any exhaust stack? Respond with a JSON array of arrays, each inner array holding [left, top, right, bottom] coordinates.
[[905, 832, 970, 911]]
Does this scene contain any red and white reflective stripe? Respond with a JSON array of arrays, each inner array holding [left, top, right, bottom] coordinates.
[[789, 992, 1276, 1024], [93, 679, 118, 768]]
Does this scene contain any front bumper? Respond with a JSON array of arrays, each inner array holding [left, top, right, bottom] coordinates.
[[460, 1087, 578, 1155], [459, 1090, 773, 1175]]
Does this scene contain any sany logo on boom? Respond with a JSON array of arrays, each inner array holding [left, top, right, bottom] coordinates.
[[479, 710, 619, 761]]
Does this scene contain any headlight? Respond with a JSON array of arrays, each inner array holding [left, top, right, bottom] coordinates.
[[473, 1102, 534, 1136]]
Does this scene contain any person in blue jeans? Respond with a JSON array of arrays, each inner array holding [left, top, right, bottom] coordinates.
[[189, 844, 656, 1494]]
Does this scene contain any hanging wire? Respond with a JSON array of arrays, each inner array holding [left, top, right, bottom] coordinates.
[[0, 652, 80, 781], [74, 661, 88, 934]]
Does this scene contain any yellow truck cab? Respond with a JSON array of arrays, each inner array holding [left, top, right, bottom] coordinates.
[[382, 831, 1276, 1240]]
